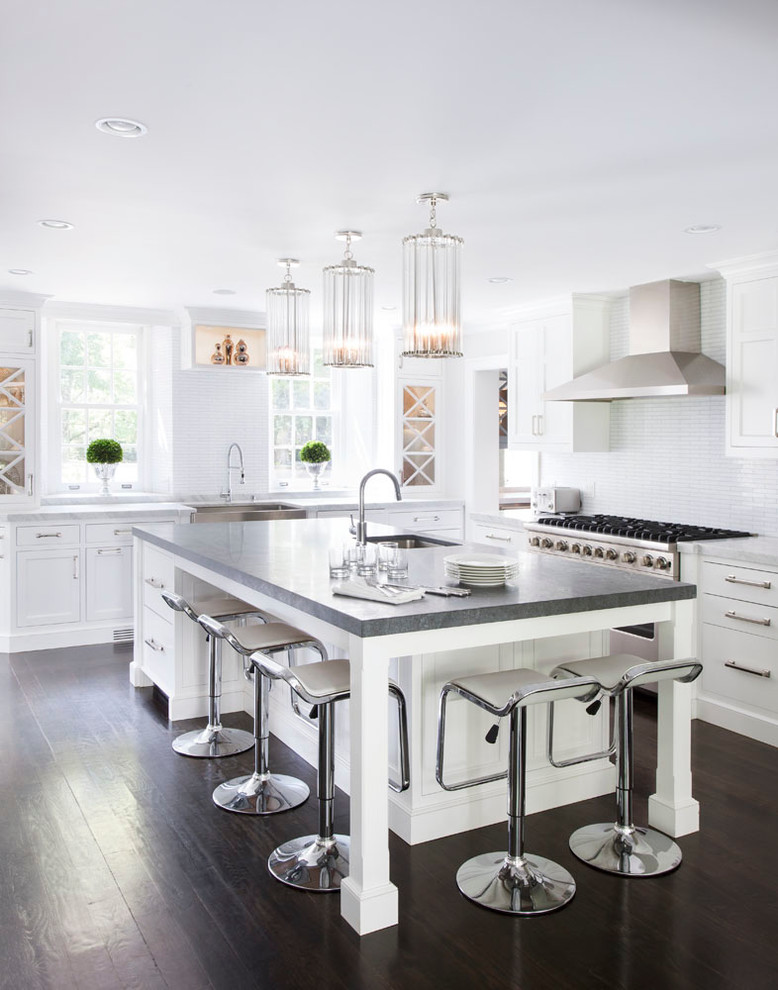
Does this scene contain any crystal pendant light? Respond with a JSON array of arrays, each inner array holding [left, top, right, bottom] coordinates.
[[266, 258, 311, 376], [402, 192, 463, 358], [322, 231, 374, 367]]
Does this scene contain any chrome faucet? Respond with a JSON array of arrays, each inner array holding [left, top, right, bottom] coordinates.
[[355, 469, 402, 544], [221, 443, 245, 502]]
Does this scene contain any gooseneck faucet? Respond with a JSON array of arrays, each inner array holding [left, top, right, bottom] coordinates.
[[222, 443, 245, 502], [356, 469, 402, 544]]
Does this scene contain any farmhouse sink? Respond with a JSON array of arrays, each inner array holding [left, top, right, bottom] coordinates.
[[189, 502, 307, 523]]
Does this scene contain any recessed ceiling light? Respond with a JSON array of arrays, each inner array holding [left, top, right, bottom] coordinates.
[[95, 117, 148, 137], [381, 305, 397, 311], [7, 269, 33, 276], [488, 277, 512, 284], [212, 288, 236, 295], [38, 219, 74, 229], [683, 224, 721, 235]]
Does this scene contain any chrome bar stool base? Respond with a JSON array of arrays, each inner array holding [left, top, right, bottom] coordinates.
[[172, 725, 254, 759], [569, 822, 682, 877], [268, 833, 350, 892], [213, 770, 309, 815], [456, 852, 577, 916]]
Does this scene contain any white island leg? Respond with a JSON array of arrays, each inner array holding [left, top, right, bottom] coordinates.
[[340, 635, 399, 935], [649, 597, 700, 837]]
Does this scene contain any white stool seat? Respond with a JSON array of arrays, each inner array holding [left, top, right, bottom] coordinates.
[[225, 622, 324, 654], [258, 656, 351, 703], [449, 667, 601, 714], [554, 654, 702, 694], [192, 595, 269, 619]]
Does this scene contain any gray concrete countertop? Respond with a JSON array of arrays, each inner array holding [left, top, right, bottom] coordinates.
[[679, 536, 778, 569], [134, 518, 695, 639], [1, 502, 191, 523]]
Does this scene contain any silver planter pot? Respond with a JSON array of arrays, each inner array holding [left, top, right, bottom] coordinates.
[[304, 461, 329, 490], [93, 463, 117, 495]]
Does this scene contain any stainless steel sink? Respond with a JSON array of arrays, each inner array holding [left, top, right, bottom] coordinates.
[[189, 503, 307, 523], [365, 533, 459, 549]]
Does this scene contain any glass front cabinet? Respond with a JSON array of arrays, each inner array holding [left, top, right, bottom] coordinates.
[[0, 360, 35, 503]]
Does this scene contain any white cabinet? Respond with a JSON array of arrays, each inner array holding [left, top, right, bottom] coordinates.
[[387, 504, 463, 541], [0, 358, 36, 504], [17, 548, 81, 626], [471, 520, 521, 549], [697, 557, 778, 746], [85, 545, 133, 621], [0, 309, 36, 354], [717, 260, 778, 456], [508, 296, 610, 452]]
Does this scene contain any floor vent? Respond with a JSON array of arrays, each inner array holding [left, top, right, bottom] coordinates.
[[113, 627, 133, 643]]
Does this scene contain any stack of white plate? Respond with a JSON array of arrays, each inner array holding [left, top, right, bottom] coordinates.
[[443, 553, 520, 587]]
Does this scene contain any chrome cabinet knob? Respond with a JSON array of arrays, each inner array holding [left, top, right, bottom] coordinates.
[[555, 540, 569, 551], [622, 551, 636, 563]]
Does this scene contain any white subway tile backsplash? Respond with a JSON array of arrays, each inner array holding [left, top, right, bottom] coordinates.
[[541, 279, 778, 536]]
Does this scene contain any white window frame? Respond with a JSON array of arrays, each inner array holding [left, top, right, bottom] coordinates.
[[46, 319, 148, 494]]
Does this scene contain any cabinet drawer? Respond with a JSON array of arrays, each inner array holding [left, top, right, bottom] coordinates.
[[472, 522, 520, 548], [142, 544, 175, 617], [388, 507, 462, 534], [16, 524, 80, 547], [141, 606, 174, 695], [702, 561, 778, 608], [85, 522, 135, 545], [702, 593, 778, 641], [701, 623, 777, 715]]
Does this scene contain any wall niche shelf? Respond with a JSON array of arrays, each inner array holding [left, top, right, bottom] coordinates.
[[181, 308, 267, 372]]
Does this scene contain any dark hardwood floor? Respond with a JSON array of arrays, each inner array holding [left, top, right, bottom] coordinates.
[[1, 645, 776, 990]]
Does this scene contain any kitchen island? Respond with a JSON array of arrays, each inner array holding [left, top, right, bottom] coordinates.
[[132, 517, 698, 936]]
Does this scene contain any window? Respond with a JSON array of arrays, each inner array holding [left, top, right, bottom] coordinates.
[[51, 322, 143, 490], [270, 349, 334, 487]]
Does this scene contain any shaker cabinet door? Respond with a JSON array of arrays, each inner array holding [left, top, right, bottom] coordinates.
[[16, 550, 81, 626]]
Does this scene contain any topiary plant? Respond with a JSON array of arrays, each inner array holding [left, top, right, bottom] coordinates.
[[86, 438, 124, 464], [299, 441, 331, 463]]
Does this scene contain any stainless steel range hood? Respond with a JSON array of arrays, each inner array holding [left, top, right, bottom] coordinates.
[[543, 279, 726, 401]]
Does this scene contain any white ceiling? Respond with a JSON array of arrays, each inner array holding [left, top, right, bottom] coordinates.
[[3, 0, 778, 332]]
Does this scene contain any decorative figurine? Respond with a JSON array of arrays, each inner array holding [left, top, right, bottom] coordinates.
[[211, 341, 225, 364], [235, 339, 250, 365], [223, 334, 234, 365]]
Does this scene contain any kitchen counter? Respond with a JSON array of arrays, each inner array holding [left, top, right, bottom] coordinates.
[[0, 502, 191, 522], [132, 517, 698, 936], [680, 535, 778, 568], [470, 509, 534, 531]]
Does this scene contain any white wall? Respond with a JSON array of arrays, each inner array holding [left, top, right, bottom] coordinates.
[[464, 278, 778, 537]]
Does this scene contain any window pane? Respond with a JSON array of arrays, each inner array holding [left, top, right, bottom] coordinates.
[[114, 410, 137, 444], [313, 381, 330, 410], [120, 445, 138, 464], [60, 369, 86, 402], [86, 332, 111, 368], [274, 448, 292, 468], [61, 409, 86, 445], [87, 369, 111, 403], [88, 410, 113, 440], [295, 416, 312, 445], [315, 416, 332, 445], [272, 379, 290, 410], [60, 331, 85, 367], [312, 349, 326, 377], [113, 370, 137, 404], [63, 446, 87, 483], [274, 415, 292, 446], [292, 380, 310, 409], [112, 334, 138, 370]]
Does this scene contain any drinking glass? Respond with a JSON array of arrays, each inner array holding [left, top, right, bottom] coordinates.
[[376, 541, 399, 571]]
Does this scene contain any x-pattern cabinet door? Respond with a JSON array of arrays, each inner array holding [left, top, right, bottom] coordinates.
[[0, 359, 34, 503], [400, 382, 438, 489]]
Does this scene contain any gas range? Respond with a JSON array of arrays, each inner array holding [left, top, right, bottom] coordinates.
[[524, 514, 753, 580]]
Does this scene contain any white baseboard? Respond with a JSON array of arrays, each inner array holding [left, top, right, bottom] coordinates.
[[696, 695, 777, 747], [2, 623, 132, 653]]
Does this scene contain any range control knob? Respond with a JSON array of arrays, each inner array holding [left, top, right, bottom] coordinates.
[[529, 536, 540, 547], [605, 548, 618, 561], [622, 551, 636, 564], [555, 540, 569, 551], [656, 556, 671, 570], [541, 538, 553, 549], [642, 554, 654, 567], [593, 547, 604, 558], [582, 545, 593, 557], [571, 543, 581, 554]]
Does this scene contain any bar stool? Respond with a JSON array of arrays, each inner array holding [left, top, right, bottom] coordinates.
[[197, 615, 330, 815], [436, 667, 600, 915], [250, 652, 411, 893], [550, 654, 702, 877], [161, 591, 273, 758]]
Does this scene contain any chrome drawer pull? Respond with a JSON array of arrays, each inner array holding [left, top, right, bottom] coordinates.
[[724, 660, 771, 678], [725, 574, 771, 590], [144, 577, 165, 589], [36, 531, 63, 539], [485, 533, 512, 542], [113, 528, 132, 536], [724, 610, 771, 627], [97, 548, 123, 555], [413, 515, 440, 523], [144, 637, 164, 652]]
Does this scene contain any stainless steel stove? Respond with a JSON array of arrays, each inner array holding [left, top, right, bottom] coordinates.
[[524, 514, 752, 581]]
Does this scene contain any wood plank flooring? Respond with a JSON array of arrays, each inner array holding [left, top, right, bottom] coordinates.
[[1, 644, 776, 989]]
